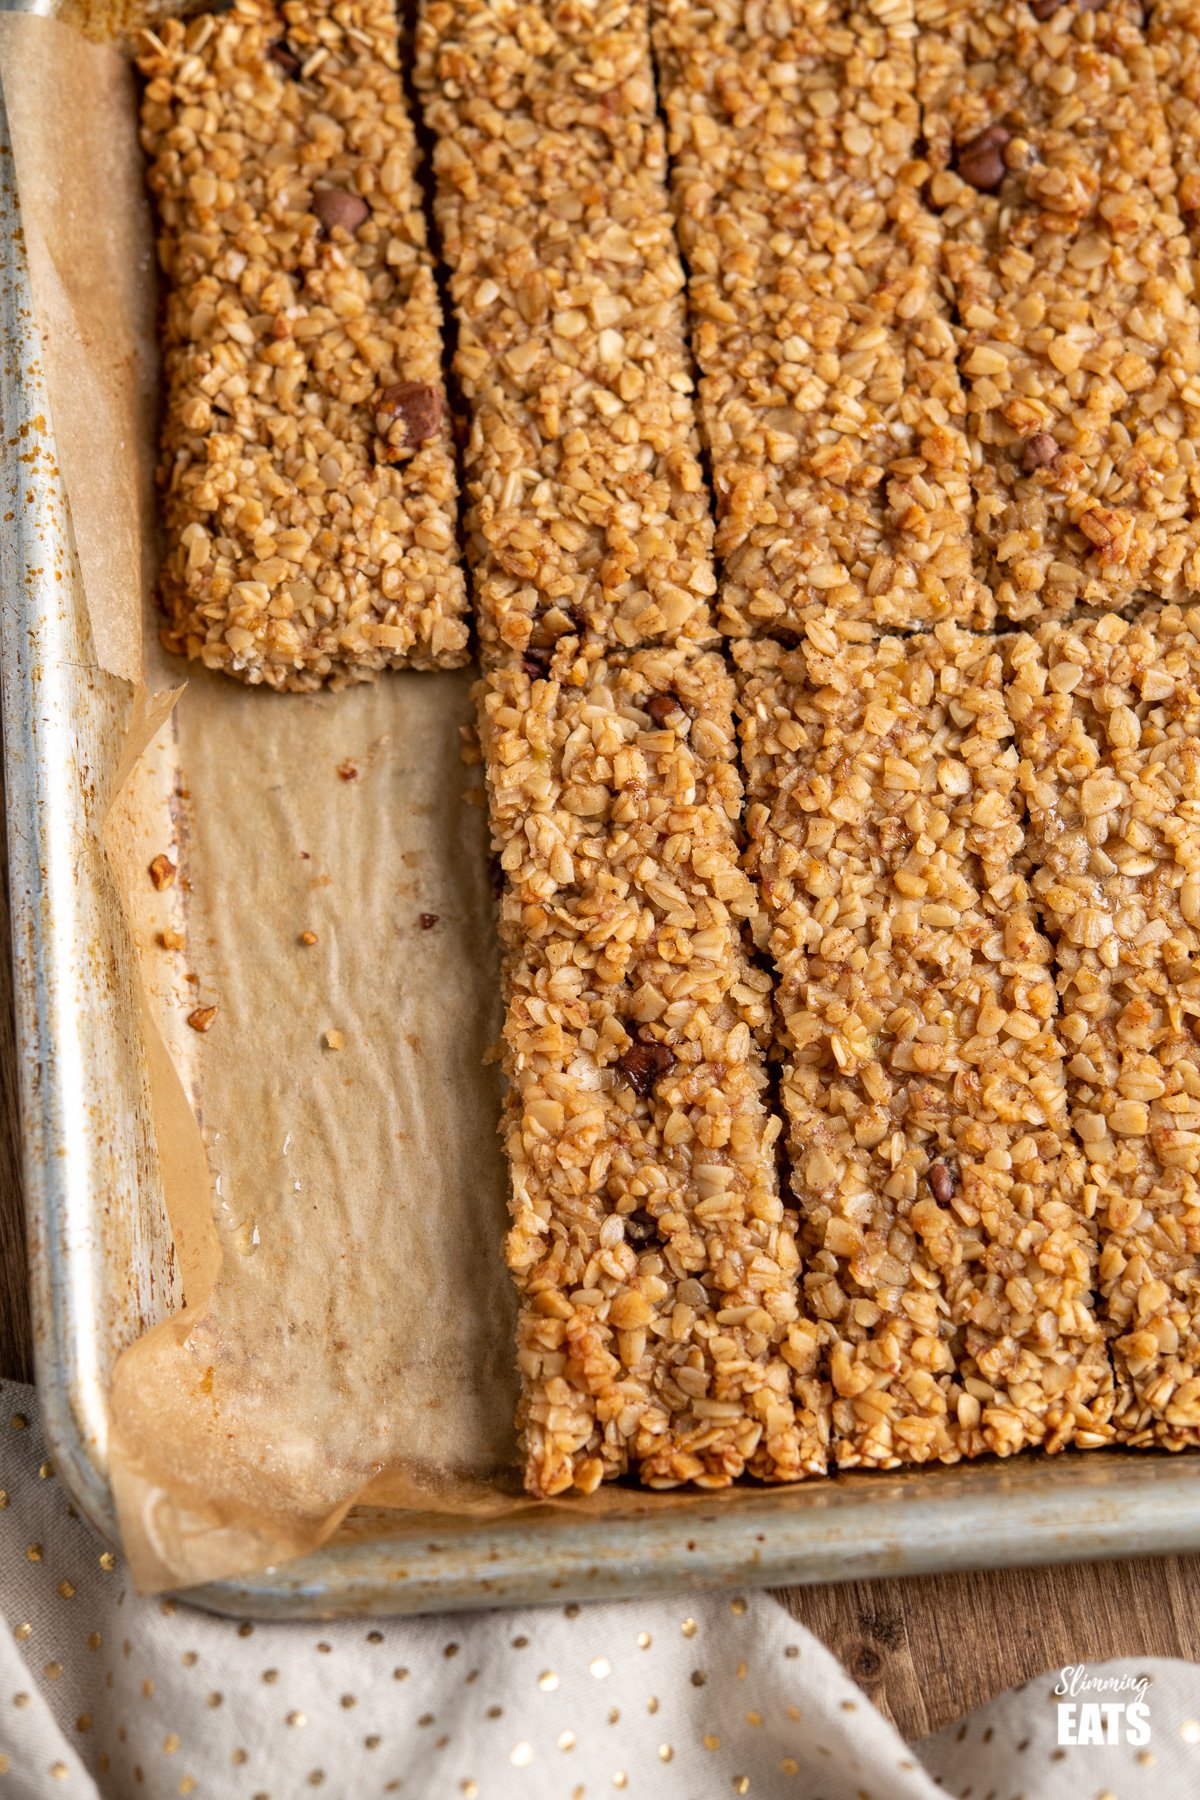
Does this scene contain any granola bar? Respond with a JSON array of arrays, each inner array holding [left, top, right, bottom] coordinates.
[[736, 628, 1112, 1469], [653, 0, 989, 642], [1008, 607, 1200, 1446], [479, 645, 829, 1494], [415, 0, 716, 662], [1149, 0, 1200, 245], [136, 0, 468, 691], [918, 0, 1200, 621]]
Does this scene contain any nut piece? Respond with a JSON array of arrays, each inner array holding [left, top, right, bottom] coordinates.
[[1021, 433, 1060, 472], [616, 1040, 677, 1097], [955, 124, 1011, 192], [376, 380, 444, 448], [311, 187, 370, 235], [187, 1005, 218, 1034], [149, 853, 177, 891]]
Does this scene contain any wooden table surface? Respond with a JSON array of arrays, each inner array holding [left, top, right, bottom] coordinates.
[[0, 795, 1194, 1742]]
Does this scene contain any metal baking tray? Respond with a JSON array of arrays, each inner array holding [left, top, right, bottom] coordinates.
[[4, 27, 1200, 1623]]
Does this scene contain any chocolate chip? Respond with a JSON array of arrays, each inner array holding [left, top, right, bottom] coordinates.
[[927, 1162, 958, 1204], [623, 1208, 658, 1246], [312, 188, 370, 236], [521, 641, 555, 679], [955, 125, 1011, 193], [268, 40, 302, 77], [375, 380, 444, 448], [1021, 432, 1060, 472], [419, 913, 439, 930], [646, 691, 681, 726], [615, 1040, 676, 1098]]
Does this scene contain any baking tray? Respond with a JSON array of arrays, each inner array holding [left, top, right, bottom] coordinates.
[[4, 19, 1200, 1623]]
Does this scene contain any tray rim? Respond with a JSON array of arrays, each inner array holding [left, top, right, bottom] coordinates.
[[5, 25, 1200, 1621]]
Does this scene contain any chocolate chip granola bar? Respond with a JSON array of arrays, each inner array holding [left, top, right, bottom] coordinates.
[[137, 0, 468, 689], [1009, 607, 1200, 1446], [919, 0, 1200, 621], [479, 646, 829, 1493], [415, 0, 717, 663], [654, 0, 990, 642], [736, 629, 1112, 1468]]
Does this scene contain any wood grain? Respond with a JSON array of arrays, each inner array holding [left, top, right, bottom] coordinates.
[[774, 1554, 1200, 1737], [0, 760, 1194, 1741]]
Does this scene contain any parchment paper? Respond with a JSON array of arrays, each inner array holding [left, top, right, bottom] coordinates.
[[109, 669, 522, 1589], [0, 8, 525, 1591]]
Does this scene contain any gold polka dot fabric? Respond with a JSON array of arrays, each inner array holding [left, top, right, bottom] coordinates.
[[1, 1385, 1198, 1797]]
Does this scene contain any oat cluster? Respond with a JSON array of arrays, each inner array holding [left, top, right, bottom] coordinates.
[[478, 649, 828, 1493], [414, 0, 717, 663], [137, 0, 468, 690], [736, 630, 1113, 1467]]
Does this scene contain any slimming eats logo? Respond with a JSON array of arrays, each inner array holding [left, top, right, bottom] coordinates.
[[1055, 1665, 1151, 1746]]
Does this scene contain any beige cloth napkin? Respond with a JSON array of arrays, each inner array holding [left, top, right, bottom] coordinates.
[[0, 1380, 1196, 1799]]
